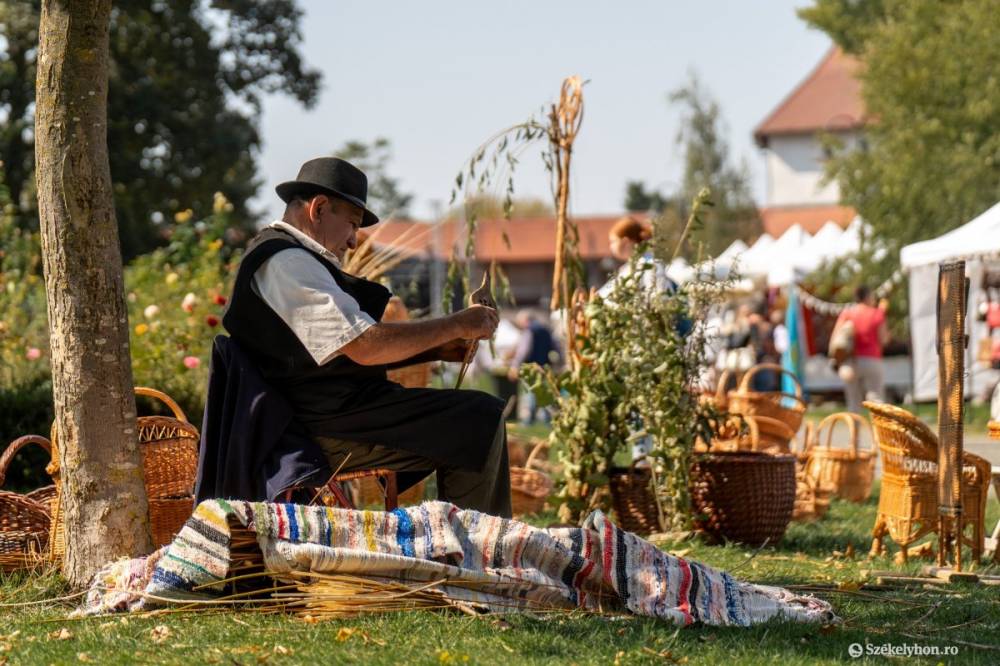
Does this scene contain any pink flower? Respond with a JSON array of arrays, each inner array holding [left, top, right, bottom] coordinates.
[[182, 356, 201, 369], [25, 347, 41, 360], [213, 294, 228, 306]]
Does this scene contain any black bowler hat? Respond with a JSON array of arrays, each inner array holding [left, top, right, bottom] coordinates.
[[275, 157, 379, 227]]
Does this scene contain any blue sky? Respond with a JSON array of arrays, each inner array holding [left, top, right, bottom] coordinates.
[[256, 1, 831, 221]]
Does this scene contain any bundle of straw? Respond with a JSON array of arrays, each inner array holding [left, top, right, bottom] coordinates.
[[343, 221, 441, 281]]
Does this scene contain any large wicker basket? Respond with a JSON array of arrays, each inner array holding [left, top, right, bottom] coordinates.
[[804, 412, 876, 503], [609, 462, 662, 536], [1, 435, 55, 570], [510, 440, 553, 517], [690, 451, 797, 546], [383, 296, 431, 390], [50, 387, 199, 556], [727, 363, 807, 446]]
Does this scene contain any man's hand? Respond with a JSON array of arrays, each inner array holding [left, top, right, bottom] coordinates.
[[453, 304, 499, 340], [436, 338, 475, 363]]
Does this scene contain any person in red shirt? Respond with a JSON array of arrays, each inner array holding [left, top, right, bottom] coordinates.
[[833, 285, 890, 412]]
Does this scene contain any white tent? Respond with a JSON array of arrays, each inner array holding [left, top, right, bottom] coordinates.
[[791, 222, 845, 275], [900, 201, 1000, 400], [763, 225, 813, 286], [737, 233, 775, 279], [691, 239, 748, 281]]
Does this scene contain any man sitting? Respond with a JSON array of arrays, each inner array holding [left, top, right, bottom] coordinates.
[[221, 157, 510, 517]]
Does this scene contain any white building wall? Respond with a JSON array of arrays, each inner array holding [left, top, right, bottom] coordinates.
[[764, 131, 860, 206]]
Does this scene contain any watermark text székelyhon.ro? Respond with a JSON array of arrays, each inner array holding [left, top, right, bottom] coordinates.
[[848, 642, 958, 659]]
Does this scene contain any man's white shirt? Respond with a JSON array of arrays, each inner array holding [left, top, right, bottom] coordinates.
[[251, 221, 375, 365]]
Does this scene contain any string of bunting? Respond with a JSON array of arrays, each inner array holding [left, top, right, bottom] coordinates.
[[794, 268, 905, 316]]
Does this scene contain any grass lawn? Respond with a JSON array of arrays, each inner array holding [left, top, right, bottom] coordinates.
[[2, 488, 1000, 665]]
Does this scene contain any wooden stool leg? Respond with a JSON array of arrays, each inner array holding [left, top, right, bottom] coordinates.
[[383, 472, 398, 511]]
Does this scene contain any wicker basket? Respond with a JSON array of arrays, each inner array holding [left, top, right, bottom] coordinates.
[[690, 451, 797, 546], [353, 475, 426, 508], [709, 414, 797, 455], [382, 296, 432, 389], [727, 363, 807, 439], [50, 387, 199, 557], [510, 440, 554, 517], [609, 463, 661, 536], [700, 369, 735, 411], [1, 435, 55, 569], [804, 412, 876, 503]]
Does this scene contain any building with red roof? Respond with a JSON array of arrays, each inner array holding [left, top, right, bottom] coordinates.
[[754, 47, 866, 235]]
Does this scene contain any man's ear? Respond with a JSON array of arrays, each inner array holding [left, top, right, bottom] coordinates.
[[306, 195, 329, 226]]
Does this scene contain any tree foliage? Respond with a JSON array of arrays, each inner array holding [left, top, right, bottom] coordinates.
[[333, 137, 414, 220], [0, 0, 320, 259], [800, 0, 1000, 258], [670, 75, 759, 257], [623, 181, 670, 214]]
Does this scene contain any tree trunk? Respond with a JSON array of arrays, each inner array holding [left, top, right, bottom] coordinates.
[[34, 0, 152, 588]]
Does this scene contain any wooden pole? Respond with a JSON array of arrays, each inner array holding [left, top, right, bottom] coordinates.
[[935, 261, 967, 569]]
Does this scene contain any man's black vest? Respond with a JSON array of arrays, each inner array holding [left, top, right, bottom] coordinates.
[[223, 227, 392, 414]]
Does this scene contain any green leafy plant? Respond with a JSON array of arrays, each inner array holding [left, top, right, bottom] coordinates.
[[523, 192, 727, 528]]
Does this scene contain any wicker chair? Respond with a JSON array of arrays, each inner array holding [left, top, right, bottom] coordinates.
[[864, 401, 991, 563]]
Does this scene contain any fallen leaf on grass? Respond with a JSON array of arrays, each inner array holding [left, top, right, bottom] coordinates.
[[436, 649, 471, 664], [77, 653, 91, 662], [49, 628, 73, 641], [273, 645, 292, 656], [336, 628, 356, 643], [837, 581, 861, 591], [669, 548, 691, 559], [150, 625, 171, 644], [818, 624, 837, 636], [641, 647, 688, 663]]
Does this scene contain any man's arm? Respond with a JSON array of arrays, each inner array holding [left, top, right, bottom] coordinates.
[[341, 305, 497, 366], [386, 338, 472, 368]]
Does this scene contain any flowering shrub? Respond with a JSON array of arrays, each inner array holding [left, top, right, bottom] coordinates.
[[124, 198, 241, 423], [0, 187, 241, 448]]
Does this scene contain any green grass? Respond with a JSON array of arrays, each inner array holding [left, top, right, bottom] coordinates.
[[806, 401, 994, 437], [3, 488, 1000, 664]]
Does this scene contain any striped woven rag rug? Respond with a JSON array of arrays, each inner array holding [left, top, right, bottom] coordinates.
[[79, 500, 835, 626]]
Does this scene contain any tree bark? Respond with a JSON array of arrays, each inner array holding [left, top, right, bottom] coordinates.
[[34, 0, 152, 588]]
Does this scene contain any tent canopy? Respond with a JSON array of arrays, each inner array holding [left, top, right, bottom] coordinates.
[[900, 201, 1000, 268]]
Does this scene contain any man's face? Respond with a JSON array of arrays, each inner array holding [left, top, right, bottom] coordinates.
[[309, 196, 364, 262]]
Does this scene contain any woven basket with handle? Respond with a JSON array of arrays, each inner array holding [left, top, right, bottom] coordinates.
[[50, 387, 199, 556], [1, 435, 55, 570], [804, 412, 877, 503], [510, 439, 553, 517], [708, 414, 797, 455], [727, 363, 807, 447], [690, 450, 797, 546]]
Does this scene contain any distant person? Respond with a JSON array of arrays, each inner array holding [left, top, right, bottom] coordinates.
[[598, 216, 677, 300], [508, 310, 561, 424], [832, 285, 889, 412]]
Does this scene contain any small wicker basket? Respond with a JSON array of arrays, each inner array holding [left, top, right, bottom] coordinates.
[[804, 412, 877, 503], [49, 387, 199, 556], [510, 440, 553, 517], [690, 450, 797, 546], [727, 363, 807, 440], [709, 414, 797, 455], [609, 462, 662, 536], [0, 435, 55, 570]]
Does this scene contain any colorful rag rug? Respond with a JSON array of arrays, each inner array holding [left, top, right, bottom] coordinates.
[[80, 500, 835, 626]]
